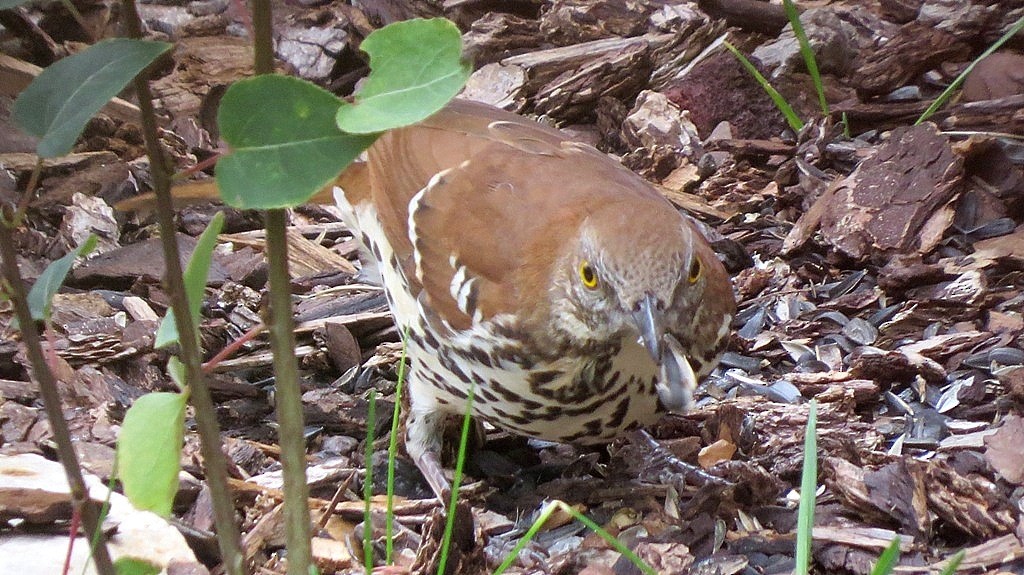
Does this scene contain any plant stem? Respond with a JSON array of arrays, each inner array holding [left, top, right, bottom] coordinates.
[[0, 215, 116, 575], [264, 208, 314, 575], [249, 0, 313, 571], [120, 2, 245, 574]]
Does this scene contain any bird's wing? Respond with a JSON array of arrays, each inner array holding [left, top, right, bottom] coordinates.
[[340, 99, 672, 330]]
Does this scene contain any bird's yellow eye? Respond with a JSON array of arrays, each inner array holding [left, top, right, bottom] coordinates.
[[579, 261, 599, 289], [688, 257, 702, 284]]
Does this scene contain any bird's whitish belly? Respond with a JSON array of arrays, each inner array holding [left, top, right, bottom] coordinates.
[[407, 321, 665, 444]]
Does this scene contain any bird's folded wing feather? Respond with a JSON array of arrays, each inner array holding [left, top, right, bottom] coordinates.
[[354, 100, 674, 332]]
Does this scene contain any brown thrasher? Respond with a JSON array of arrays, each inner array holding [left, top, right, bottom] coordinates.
[[333, 99, 735, 499]]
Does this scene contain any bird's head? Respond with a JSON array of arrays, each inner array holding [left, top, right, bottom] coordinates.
[[548, 200, 735, 411]]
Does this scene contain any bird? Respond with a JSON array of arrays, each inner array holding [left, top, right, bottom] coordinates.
[[332, 99, 736, 500]]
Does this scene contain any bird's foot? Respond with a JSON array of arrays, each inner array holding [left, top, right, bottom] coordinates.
[[411, 448, 452, 503]]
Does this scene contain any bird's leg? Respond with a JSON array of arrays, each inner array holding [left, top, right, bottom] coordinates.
[[406, 406, 451, 501]]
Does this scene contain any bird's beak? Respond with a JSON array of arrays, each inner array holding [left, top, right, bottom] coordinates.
[[632, 294, 698, 412]]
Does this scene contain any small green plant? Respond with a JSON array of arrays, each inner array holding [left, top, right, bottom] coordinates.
[[117, 211, 223, 519], [20, 235, 98, 326]]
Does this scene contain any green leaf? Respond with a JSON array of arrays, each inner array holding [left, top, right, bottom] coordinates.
[[116, 392, 187, 518], [166, 356, 186, 391], [114, 557, 161, 575], [336, 18, 471, 134], [870, 538, 901, 575], [20, 235, 98, 326], [155, 211, 225, 348], [216, 75, 377, 209], [12, 39, 171, 158]]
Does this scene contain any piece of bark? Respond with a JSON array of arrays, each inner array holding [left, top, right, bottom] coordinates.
[[0, 7, 62, 65], [783, 123, 964, 261], [321, 319, 362, 374], [539, 0, 657, 45], [983, 414, 1024, 485], [920, 459, 1016, 538], [532, 37, 651, 121], [502, 33, 673, 97], [962, 51, 1024, 102], [463, 12, 544, 66], [72, 233, 230, 286], [852, 21, 969, 97], [695, 0, 788, 35], [285, 228, 358, 277]]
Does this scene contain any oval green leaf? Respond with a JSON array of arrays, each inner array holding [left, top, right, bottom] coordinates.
[[216, 75, 377, 209], [12, 38, 171, 158], [116, 392, 186, 518], [114, 557, 161, 575], [22, 235, 98, 325], [335, 18, 471, 134], [156, 212, 225, 349]]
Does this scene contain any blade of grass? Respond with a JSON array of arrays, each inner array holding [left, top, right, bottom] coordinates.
[[936, 549, 966, 575], [363, 390, 377, 573], [916, 14, 1024, 125], [724, 41, 804, 132], [870, 538, 901, 575], [794, 399, 818, 575], [492, 500, 657, 575], [493, 501, 560, 575], [438, 384, 475, 575], [385, 327, 411, 565], [783, 0, 828, 116]]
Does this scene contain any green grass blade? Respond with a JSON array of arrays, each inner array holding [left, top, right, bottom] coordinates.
[[936, 549, 966, 575], [385, 327, 410, 565], [724, 41, 804, 132], [493, 501, 657, 575], [783, 0, 828, 116], [870, 538, 901, 575], [561, 504, 658, 575], [363, 390, 377, 574], [916, 14, 1024, 125], [795, 399, 818, 575], [493, 501, 559, 575], [438, 384, 475, 574]]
